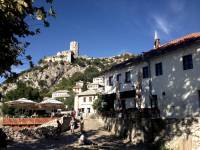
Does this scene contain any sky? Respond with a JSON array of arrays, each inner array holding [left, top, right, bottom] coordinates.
[[7, 0, 200, 74]]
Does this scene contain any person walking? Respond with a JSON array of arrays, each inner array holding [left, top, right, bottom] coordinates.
[[70, 117, 76, 133], [56, 120, 62, 136], [79, 117, 84, 132]]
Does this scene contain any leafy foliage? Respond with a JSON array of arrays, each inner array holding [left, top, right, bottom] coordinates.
[[38, 80, 47, 88], [64, 92, 75, 110], [84, 66, 100, 82], [0, 0, 55, 77], [92, 95, 103, 112], [4, 81, 42, 102], [1, 103, 16, 116], [54, 66, 99, 91]]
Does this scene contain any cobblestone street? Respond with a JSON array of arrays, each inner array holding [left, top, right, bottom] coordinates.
[[6, 118, 143, 150]]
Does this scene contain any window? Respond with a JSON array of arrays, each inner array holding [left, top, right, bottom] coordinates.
[[125, 71, 131, 83], [89, 97, 92, 102], [116, 73, 121, 82], [83, 97, 86, 102], [150, 95, 158, 108], [81, 108, 84, 112], [143, 66, 149, 78], [87, 108, 90, 113], [109, 76, 113, 86], [183, 54, 193, 70], [155, 62, 163, 76]]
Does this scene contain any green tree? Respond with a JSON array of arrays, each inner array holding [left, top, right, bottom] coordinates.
[[84, 66, 99, 82], [4, 81, 41, 102], [93, 95, 103, 112], [64, 92, 75, 110], [0, 0, 55, 77]]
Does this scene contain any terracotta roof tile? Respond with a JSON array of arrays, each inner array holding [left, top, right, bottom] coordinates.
[[105, 32, 200, 72], [158, 32, 200, 49]]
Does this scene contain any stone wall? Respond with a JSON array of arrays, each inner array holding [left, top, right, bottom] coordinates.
[[98, 115, 200, 150]]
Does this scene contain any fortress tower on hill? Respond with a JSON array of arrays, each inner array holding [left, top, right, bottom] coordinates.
[[44, 41, 79, 63]]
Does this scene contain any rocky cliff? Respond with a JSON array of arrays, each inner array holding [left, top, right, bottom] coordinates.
[[0, 53, 135, 95]]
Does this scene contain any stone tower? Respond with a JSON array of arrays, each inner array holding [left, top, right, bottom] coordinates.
[[70, 41, 79, 57]]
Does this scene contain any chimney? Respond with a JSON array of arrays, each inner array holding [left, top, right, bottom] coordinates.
[[154, 31, 160, 49]]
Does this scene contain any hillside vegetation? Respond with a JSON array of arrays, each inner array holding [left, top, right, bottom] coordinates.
[[0, 53, 135, 105]]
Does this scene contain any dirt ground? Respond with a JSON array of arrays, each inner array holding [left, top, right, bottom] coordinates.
[[6, 118, 146, 150]]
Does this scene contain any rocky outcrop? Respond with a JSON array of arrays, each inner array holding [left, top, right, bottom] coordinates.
[[0, 62, 86, 93], [0, 52, 135, 94]]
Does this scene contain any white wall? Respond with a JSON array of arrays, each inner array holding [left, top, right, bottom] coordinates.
[[148, 44, 200, 118], [104, 43, 200, 118], [74, 95, 98, 115]]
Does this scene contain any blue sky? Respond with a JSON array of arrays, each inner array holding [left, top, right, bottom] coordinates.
[[8, 0, 200, 74]]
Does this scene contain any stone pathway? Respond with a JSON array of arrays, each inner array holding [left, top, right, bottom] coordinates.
[[6, 118, 145, 150]]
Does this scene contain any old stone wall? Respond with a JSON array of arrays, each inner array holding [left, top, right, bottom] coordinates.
[[98, 115, 200, 150]]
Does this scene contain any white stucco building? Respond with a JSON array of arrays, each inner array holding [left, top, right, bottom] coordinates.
[[73, 81, 84, 94], [74, 89, 99, 117], [92, 76, 105, 86], [52, 90, 70, 99], [103, 32, 200, 118], [74, 76, 105, 116]]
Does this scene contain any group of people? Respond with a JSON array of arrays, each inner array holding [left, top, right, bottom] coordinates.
[[69, 113, 94, 146], [55, 111, 84, 136], [69, 116, 84, 133]]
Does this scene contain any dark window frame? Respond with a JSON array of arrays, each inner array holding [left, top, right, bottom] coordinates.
[[89, 97, 92, 102], [109, 76, 113, 86], [155, 62, 163, 76], [125, 71, 131, 83], [183, 54, 193, 70], [116, 73, 121, 82], [143, 66, 149, 79]]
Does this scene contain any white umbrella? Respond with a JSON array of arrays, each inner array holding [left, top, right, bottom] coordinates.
[[6, 98, 38, 114], [6, 98, 37, 106], [38, 98, 64, 110], [40, 98, 63, 104]]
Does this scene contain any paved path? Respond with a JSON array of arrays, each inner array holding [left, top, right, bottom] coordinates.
[[7, 118, 145, 150]]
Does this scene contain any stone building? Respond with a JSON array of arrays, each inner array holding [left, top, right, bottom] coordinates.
[[44, 41, 79, 63]]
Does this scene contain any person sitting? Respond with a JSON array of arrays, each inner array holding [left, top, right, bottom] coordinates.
[[78, 132, 85, 145], [78, 131, 95, 145]]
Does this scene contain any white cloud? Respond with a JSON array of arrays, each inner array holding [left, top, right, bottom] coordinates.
[[153, 15, 172, 35]]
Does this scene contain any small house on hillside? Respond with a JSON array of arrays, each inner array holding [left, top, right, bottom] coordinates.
[[52, 90, 70, 99], [74, 89, 99, 117]]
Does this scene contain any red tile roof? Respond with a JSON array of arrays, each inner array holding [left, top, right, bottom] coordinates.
[[105, 32, 200, 72], [158, 32, 200, 50]]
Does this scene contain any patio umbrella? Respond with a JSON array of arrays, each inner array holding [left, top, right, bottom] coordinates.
[[6, 98, 37, 107], [38, 98, 65, 110], [5, 98, 38, 115]]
